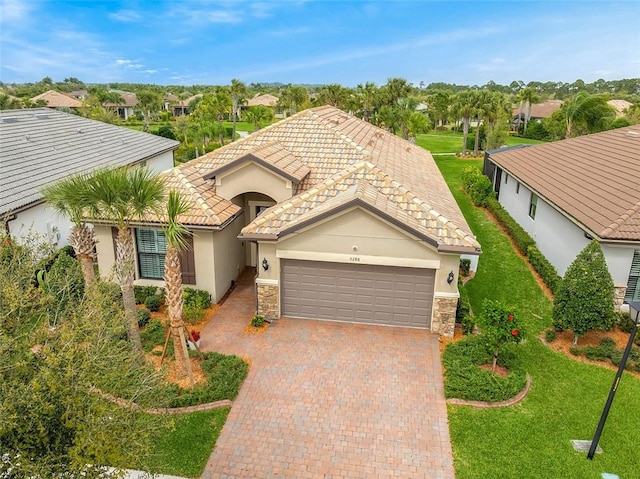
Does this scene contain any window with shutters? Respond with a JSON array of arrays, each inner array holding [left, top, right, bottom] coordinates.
[[624, 250, 640, 303], [136, 228, 167, 279]]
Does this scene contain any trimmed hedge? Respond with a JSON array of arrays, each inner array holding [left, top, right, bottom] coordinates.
[[485, 197, 535, 255], [464, 174, 561, 295], [526, 245, 561, 294]]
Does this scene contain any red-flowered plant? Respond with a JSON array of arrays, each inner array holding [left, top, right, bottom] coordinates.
[[477, 300, 525, 373], [189, 330, 200, 343]]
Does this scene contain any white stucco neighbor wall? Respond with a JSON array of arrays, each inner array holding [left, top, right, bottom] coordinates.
[[145, 150, 174, 173], [496, 170, 637, 289], [8, 203, 73, 248]]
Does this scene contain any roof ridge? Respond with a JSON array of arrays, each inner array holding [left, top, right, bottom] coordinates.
[[307, 107, 370, 157], [601, 199, 640, 237], [172, 168, 221, 224]]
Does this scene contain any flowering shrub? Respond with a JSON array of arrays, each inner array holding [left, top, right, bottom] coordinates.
[[189, 330, 201, 343], [477, 299, 525, 373]]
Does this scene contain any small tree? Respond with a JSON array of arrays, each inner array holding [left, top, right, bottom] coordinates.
[[553, 240, 615, 345], [477, 299, 524, 373]]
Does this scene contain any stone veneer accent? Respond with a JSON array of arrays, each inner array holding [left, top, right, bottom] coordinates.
[[432, 297, 457, 338], [614, 286, 627, 310], [257, 282, 280, 320]]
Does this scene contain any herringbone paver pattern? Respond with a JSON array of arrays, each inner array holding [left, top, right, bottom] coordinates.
[[199, 272, 455, 479]]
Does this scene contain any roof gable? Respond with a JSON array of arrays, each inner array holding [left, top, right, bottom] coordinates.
[[30, 90, 83, 108], [489, 125, 640, 240], [239, 162, 480, 253], [203, 142, 310, 184]]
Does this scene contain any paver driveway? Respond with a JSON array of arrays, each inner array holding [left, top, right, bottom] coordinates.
[[199, 273, 455, 479]]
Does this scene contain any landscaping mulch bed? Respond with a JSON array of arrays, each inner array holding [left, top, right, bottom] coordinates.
[[542, 327, 640, 378]]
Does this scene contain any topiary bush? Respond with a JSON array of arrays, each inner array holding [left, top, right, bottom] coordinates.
[[476, 299, 525, 373], [461, 166, 494, 207], [486, 197, 535, 255], [552, 240, 616, 346], [456, 283, 471, 322], [144, 294, 161, 312]]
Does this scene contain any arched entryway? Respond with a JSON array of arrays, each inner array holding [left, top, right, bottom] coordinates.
[[230, 192, 276, 268]]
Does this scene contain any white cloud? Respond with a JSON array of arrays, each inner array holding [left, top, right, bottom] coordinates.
[[115, 59, 144, 69], [143, 69, 158, 74], [109, 9, 142, 23], [0, 0, 31, 23]]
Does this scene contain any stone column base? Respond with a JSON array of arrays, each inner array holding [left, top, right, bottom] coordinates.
[[432, 296, 458, 338], [256, 280, 279, 320], [614, 285, 627, 311]]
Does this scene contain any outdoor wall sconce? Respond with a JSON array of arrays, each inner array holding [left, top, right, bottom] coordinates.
[[262, 258, 269, 271], [447, 271, 455, 284]]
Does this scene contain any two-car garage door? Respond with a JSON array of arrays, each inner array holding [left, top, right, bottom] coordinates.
[[281, 259, 435, 329]]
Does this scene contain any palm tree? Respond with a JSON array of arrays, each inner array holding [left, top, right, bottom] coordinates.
[[451, 91, 477, 156], [517, 87, 540, 134], [355, 82, 379, 122], [163, 191, 193, 380], [136, 90, 162, 133], [85, 167, 165, 353], [41, 174, 97, 288], [230, 79, 247, 142], [244, 105, 274, 131], [561, 92, 614, 138]]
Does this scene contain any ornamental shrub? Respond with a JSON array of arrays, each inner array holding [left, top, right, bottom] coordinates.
[[476, 299, 525, 373], [526, 245, 561, 294], [144, 294, 161, 312], [137, 307, 151, 327], [552, 240, 615, 345], [251, 315, 265, 327], [459, 258, 471, 277], [485, 197, 535, 254], [461, 166, 494, 207]]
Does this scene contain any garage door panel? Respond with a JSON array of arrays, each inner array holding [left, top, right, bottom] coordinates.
[[282, 260, 434, 329]]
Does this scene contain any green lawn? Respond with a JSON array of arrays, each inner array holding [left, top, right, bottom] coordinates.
[[137, 408, 229, 478], [417, 131, 545, 154], [436, 155, 640, 479]]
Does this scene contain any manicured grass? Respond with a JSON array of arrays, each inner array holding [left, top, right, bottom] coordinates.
[[139, 408, 229, 478], [435, 155, 640, 479], [416, 131, 545, 154]]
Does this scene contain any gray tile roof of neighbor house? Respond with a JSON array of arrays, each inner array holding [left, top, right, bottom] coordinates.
[[488, 124, 640, 241], [0, 108, 179, 216]]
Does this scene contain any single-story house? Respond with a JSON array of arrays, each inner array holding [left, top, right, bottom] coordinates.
[[94, 105, 481, 336], [483, 124, 640, 308], [512, 99, 563, 123], [246, 93, 279, 108], [0, 108, 179, 246], [30, 90, 83, 109], [171, 94, 203, 116], [103, 91, 138, 120]]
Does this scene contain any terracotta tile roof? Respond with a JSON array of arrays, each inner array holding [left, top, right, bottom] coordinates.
[[512, 100, 563, 119], [170, 106, 478, 251], [247, 94, 279, 107], [488, 125, 640, 241], [240, 162, 479, 252], [607, 99, 633, 117], [30, 90, 83, 108], [204, 142, 310, 184]]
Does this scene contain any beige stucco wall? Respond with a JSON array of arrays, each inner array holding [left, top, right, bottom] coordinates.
[[213, 216, 245, 302], [215, 162, 294, 204], [94, 224, 116, 281], [256, 206, 463, 301]]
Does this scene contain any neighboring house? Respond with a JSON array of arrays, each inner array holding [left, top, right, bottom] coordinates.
[[30, 90, 83, 110], [93, 106, 481, 337], [607, 99, 633, 118], [171, 94, 203, 116], [103, 91, 138, 120], [0, 108, 179, 247], [512, 99, 563, 123], [163, 93, 179, 111], [69, 90, 89, 100], [483, 125, 640, 308], [246, 93, 279, 108]]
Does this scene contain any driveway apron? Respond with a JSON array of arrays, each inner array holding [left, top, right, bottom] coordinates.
[[199, 273, 455, 479]]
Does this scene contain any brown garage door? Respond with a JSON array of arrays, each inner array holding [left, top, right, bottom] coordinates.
[[281, 259, 435, 328]]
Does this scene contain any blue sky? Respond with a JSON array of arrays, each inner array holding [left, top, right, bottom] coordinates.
[[1, 0, 638, 87]]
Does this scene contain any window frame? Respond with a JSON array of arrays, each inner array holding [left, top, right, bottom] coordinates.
[[528, 193, 538, 219], [136, 228, 167, 280]]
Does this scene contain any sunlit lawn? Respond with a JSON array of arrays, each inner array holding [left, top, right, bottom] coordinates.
[[417, 130, 545, 154], [435, 155, 640, 479]]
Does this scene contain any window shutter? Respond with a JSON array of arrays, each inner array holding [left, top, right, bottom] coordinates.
[[624, 250, 640, 303], [180, 234, 196, 285], [135, 228, 167, 279]]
